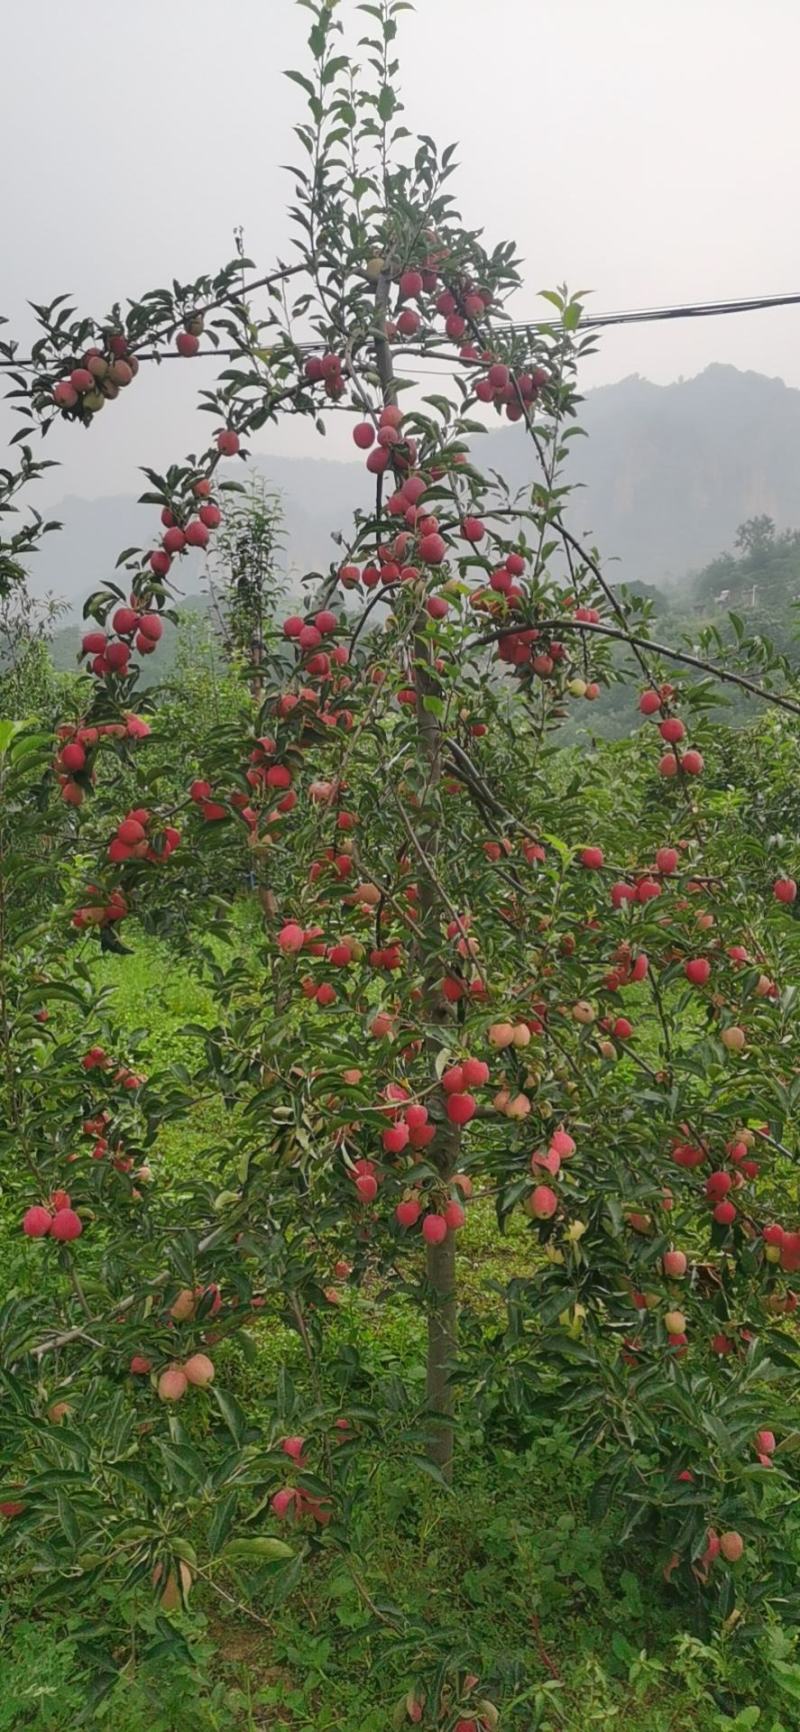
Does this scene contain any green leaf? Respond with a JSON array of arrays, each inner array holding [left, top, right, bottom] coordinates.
[[110, 1462, 161, 1503], [321, 55, 349, 85], [422, 395, 452, 420], [377, 85, 396, 122], [222, 1536, 294, 1562], [208, 1489, 238, 1555], [284, 69, 316, 99], [0, 719, 24, 755], [156, 1442, 207, 1495], [211, 1385, 248, 1445], [55, 1489, 81, 1550], [412, 1456, 454, 1490]]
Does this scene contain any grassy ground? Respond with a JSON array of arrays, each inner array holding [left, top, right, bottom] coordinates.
[[12, 930, 795, 1731]]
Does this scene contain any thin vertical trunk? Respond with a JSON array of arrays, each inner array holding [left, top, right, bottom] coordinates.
[[413, 612, 460, 1480], [250, 626, 264, 705], [372, 272, 459, 1478], [425, 1227, 457, 1473]]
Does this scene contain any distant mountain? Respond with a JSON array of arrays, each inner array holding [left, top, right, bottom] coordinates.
[[554, 364, 800, 586], [24, 365, 800, 617]]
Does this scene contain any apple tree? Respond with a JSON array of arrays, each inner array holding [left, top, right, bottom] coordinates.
[[3, 0, 800, 1711]]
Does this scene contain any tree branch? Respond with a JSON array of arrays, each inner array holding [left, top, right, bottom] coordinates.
[[468, 617, 800, 718]]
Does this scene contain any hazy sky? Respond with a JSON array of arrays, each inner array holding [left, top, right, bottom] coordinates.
[[2, 0, 799, 503]]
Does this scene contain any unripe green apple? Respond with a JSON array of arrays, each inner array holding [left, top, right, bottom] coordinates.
[[665, 1309, 686, 1334]]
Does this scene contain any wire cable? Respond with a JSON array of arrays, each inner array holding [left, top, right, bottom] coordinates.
[[2, 290, 799, 373], [536, 290, 800, 333]]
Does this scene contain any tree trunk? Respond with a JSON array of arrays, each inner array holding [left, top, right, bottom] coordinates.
[[425, 1227, 457, 1475], [372, 269, 460, 1479], [412, 616, 461, 1479]]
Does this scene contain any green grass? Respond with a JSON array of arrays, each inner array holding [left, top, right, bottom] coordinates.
[[6, 1459, 797, 1731], [92, 929, 218, 1066], [89, 927, 232, 1178]]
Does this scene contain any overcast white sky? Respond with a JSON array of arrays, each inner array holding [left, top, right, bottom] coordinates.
[[2, 0, 799, 501]]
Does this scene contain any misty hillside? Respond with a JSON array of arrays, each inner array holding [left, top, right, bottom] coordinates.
[[24, 364, 800, 617], [556, 364, 800, 584]]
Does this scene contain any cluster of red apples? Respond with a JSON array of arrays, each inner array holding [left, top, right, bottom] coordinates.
[[53, 712, 150, 807], [20, 1041, 151, 1245], [51, 332, 138, 421]]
